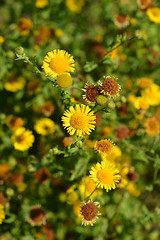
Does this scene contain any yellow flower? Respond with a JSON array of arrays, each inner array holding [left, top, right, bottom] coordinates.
[[79, 176, 102, 199], [17, 18, 33, 35], [34, 118, 55, 136], [134, 97, 149, 110], [0, 164, 10, 179], [137, 77, 153, 88], [146, 8, 160, 24], [42, 49, 75, 78], [56, 73, 72, 88], [55, 29, 63, 38], [5, 115, 24, 130], [11, 127, 34, 151], [127, 183, 141, 197], [0, 36, 4, 44], [90, 161, 120, 192], [0, 204, 5, 224], [66, 185, 79, 204], [35, 0, 48, 8], [61, 104, 96, 137], [142, 84, 160, 106], [66, 0, 85, 13], [145, 116, 160, 136], [4, 76, 25, 92]]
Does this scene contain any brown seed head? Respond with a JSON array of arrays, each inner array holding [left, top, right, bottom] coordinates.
[[81, 202, 98, 221], [102, 77, 120, 96], [84, 84, 101, 103]]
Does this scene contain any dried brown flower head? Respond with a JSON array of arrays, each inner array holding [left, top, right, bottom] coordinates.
[[115, 125, 130, 140], [34, 168, 50, 183], [94, 139, 114, 154], [83, 83, 101, 103], [80, 200, 101, 226], [100, 76, 121, 96], [28, 205, 46, 226]]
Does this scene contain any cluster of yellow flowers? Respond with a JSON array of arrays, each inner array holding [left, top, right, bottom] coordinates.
[[41, 48, 123, 226]]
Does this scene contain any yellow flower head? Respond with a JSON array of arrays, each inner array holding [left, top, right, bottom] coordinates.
[[66, 0, 85, 13], [5, 115, 24, 130], [94, 139, 114, 155], [80, 200, 101, 226], [147, 8, 160, 24], [142, 84, 160, 106], [35, 0, 48, 8], [4, 76, 25, 92], [0, 204, 5, 224], [127, 183, 141, 197], [137, 77, 153, 88], [34, 118, 55, 136], [90, 161, 120, 192], [11, 127, 34, 151], [145, 116, 160, 136], [61, 104, 96, 137], [42, 49, 75, 78], [0, 164, 10, 178], [79, 176, 102, 199], [56, 73, 72, 88], [66, 185, 79, 205], [17, 18, 33, 35], [0, 36, 4, 44], [134, 97, 149, 110]]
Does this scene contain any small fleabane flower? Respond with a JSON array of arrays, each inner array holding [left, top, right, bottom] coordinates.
[[17, 18, 33, 35], [137, 77, 153, 88], [5, 115, 24, 130], [99, 76, 121, 97], [80, 200, 101, 226], [35, 0, 48, 8], [137, 0, 152, 10], [61, 104, 96, 137], [34, 118, 55, 136], [146, 8, 160, 23], [11, 127, 34, 151], [94, 139, 114, 155], [0, 204, 5, 224], [83, 83, 101, 103], [42, 49, 75, 78], [90, 161, 120, 192], [28, 205, 46, 226], [145, 116, 160, 136], [4, 75, 26, 92], [114, 15, 130, 28], [56, 73, 72, 88]]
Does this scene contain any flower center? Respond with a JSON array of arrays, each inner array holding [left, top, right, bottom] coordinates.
[[49, 56, 70, 74], [70, 112, 88, 130], [81, 202, 97, 221], [16, 134, 26, 144], [97, 168, 114, 185]]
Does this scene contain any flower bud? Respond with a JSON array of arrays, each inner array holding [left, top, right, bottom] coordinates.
[[15, 46, 25, 57], [96, 95, 107, 105]]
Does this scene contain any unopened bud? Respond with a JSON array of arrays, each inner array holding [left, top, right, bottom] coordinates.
[[96, 95, 107, 105], [15, 46, 25, 57], [108, 99, 115, 110]]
